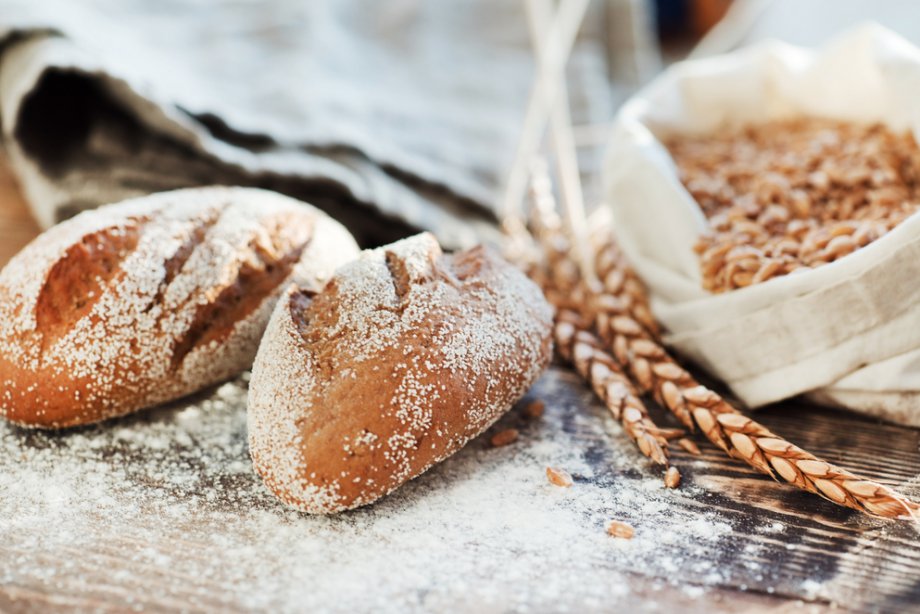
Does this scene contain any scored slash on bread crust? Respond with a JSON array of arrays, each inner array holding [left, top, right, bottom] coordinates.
[[248, 233, 554, 514], [0, 187, 359, 428]]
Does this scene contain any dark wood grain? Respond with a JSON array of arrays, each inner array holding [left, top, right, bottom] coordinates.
[[547, 367, 920, 613], [658, 399, 920, 612]]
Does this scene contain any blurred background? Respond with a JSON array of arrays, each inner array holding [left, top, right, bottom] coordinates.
[[0, 0, 918, 261]]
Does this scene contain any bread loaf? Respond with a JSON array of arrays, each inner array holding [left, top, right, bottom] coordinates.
[[0, 187, 359, 428], [248, 233, 553, 514]]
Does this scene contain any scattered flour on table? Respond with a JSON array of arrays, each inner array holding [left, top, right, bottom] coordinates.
[[0, 370, 785, 613]]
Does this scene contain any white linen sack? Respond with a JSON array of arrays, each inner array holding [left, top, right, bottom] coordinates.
[[602, 24, 920, 427]]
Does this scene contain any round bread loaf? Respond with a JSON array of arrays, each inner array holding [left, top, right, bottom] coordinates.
[[0, 187, 359, 428], [248, 232, 554, 514]]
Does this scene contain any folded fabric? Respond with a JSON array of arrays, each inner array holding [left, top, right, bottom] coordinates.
[[604, 25, 920, 426], [0, 0, 616, 248]]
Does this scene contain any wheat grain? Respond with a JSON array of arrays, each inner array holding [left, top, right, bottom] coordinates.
[[654, 427, 688, 441], [546, 467, 574, 487], [666, 118, 920, 292], [523, 400, 545, 419], [664, 467, 681, 489], [491, 429, 520, 448], [606, 520, 635, 539], [677, 438, 702, 456]]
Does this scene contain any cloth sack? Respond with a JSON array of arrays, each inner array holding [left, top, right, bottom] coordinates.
[[603, 24, 920, 427]]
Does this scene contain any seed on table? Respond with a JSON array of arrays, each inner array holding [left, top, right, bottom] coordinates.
[[664, 466, 681, 489], [546, 467, 573, 488], [606, 520, 635, 539], [490, 428, 519, 448], [523, 399, 545, 419]]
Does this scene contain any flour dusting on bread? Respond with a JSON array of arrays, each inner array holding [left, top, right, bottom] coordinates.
[[0, 187, 359, 427], [249, 233, 553, 513]]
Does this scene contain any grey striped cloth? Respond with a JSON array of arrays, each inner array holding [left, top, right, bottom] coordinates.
[[0, 0, 619, 248]]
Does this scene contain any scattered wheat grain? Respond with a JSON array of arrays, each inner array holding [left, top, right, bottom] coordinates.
[[546, 467, 573, 488]]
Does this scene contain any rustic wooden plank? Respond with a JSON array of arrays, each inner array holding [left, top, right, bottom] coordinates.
[[0, 366, 844, 614], [563, 368, 920, 613]]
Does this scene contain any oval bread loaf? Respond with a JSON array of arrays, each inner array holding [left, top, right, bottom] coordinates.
[[0, 187, 359, 428], [248, 232, 554, 514]]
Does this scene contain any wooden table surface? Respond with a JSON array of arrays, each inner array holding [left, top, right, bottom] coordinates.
[[0, 158, 919, 614], [0, 157, 39, 267]]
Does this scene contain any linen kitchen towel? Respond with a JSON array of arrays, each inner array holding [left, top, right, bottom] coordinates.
[[0, 0, 619, 248]]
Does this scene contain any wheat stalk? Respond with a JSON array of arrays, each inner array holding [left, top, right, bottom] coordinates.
[[521, 258, 678, 470], [588, 231, 920, 519], [554, 308, 671, 467], [501, 167, 678, 470]]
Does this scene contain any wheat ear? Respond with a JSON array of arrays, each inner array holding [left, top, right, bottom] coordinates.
[[513, 241, 675, 469], [510, 166, 677, 468], [592, 237, 660, 338], [554, 308, 670, 467], [590, 232, 920, 519]]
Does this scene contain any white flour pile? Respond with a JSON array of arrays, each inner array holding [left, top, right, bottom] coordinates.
[[0, 368, 792, 612]]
